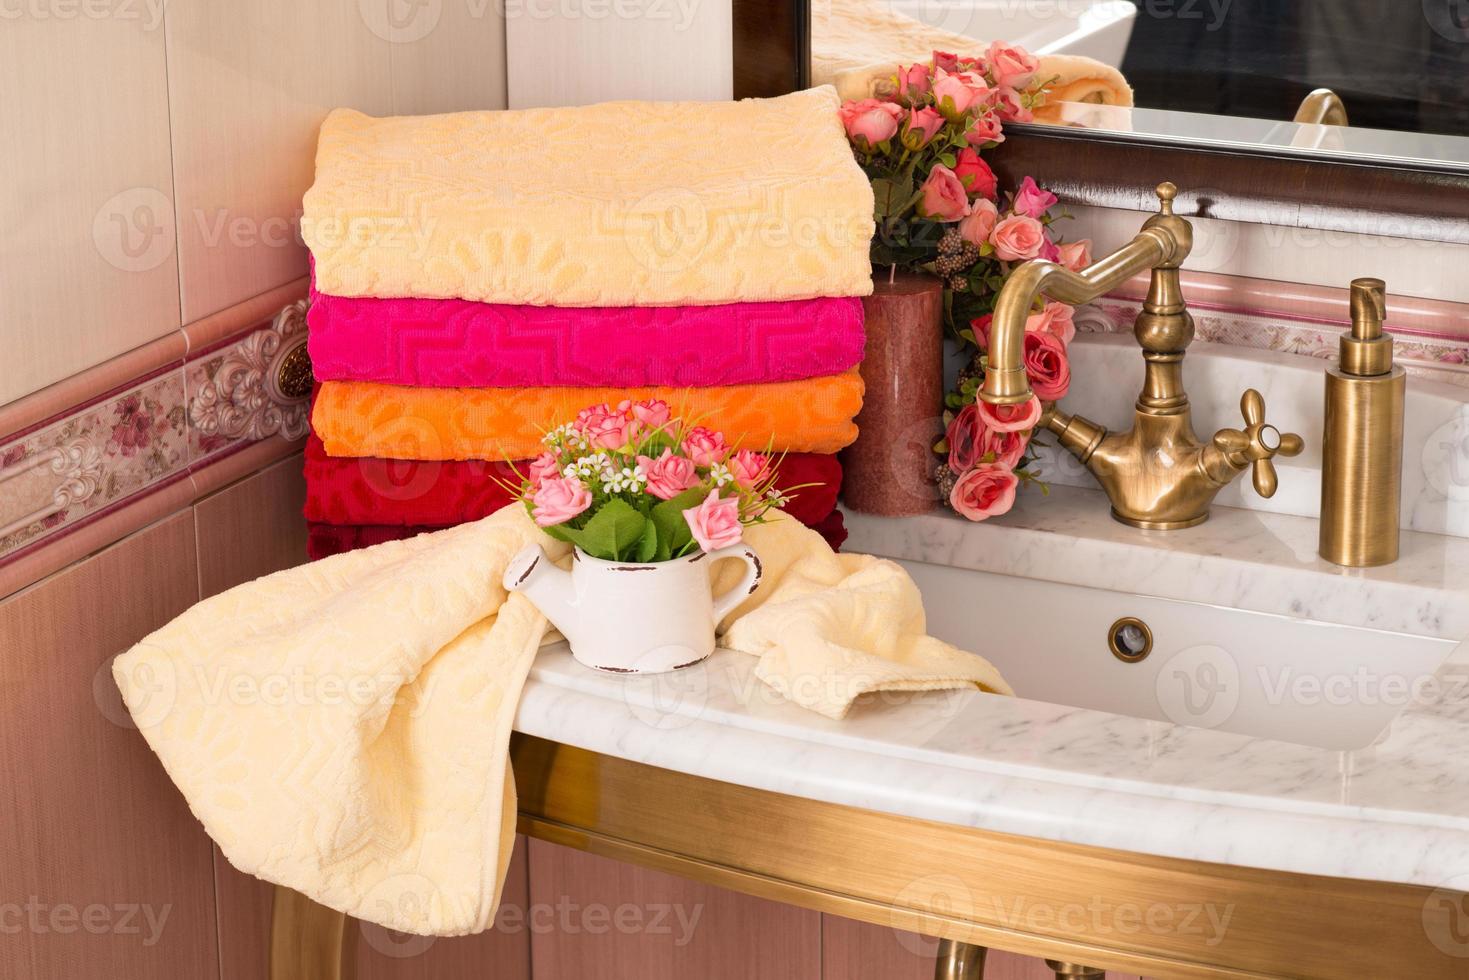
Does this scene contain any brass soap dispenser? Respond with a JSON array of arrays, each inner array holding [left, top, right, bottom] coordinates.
[[1319, 278, 1406, 566]]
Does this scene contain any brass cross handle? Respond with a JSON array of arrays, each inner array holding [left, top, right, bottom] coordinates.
[[1211, 389, 1305, 498]]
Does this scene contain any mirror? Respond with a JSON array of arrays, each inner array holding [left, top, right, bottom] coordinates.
[[810, 0, 1469, 170]]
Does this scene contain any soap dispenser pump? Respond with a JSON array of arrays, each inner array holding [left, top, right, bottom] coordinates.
[[1319, 278, 1406, 567]]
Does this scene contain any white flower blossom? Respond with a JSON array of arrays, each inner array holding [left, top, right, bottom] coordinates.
[[709, 462, 734, 487]]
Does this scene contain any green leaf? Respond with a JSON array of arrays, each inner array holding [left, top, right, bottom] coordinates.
[[635, 519, 659, 563], [578, 498, 648, 561], [650, 487, 705, 559]]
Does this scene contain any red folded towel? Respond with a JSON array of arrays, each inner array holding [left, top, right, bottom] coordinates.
[[303, 432, 843, 528], [305, 510, 848, 562]]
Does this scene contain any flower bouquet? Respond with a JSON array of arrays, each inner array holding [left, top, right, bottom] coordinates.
[[837, 44, 1092, 522], [501, 400, 777, 674]]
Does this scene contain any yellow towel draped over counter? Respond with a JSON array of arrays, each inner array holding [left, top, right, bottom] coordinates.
[[114, 508, 1011, 936], [311, 372, 866, 461], [301, 86, 875, 307]]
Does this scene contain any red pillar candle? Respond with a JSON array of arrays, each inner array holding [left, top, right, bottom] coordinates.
[[841, 271, 945, 516]]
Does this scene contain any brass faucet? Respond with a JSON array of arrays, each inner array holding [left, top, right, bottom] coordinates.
[[980, 182, 1304, 529]]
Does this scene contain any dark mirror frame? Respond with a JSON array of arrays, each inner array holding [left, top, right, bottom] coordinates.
[[733, 1, 1469, 246]]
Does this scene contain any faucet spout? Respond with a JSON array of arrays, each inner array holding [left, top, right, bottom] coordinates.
[[979, 181, 1304, 529], [980, 182, 1192, 405]]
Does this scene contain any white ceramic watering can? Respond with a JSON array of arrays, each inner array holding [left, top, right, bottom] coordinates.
[[503, 544, 762, 674]]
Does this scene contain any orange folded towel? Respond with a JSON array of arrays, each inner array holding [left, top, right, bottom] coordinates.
[[311, 374, 866, 461]]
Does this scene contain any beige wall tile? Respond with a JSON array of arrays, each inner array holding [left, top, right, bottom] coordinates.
[[165, 0, 509, 324], [387, 0, 509, 115], [193, 453, 308, 598], [0, 9, 179, 405], [163, 0, 395, 323], [0, 512, 216, 978], [527, 838, 821, 979]]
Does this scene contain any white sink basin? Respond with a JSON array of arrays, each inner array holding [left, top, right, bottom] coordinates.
[[900, 559, 1458, 750]]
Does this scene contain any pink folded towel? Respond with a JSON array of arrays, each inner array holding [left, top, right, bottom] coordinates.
[[306, 281, 866, 388]]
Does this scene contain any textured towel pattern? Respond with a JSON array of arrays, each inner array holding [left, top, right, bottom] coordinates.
[[301, 88, 875, 307], [115, 507, 1009, 935], [311, 373, 865, 461], [307, 283, 866, 388], [303, 433, 843, 528]]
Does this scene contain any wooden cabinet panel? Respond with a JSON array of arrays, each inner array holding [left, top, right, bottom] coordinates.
[[527, 839, 821, 980], [0, 514, 215, 978]]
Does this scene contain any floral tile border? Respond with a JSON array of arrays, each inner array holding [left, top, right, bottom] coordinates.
[[0, 300, 310, 566], [1082, 299, 1469, 387]]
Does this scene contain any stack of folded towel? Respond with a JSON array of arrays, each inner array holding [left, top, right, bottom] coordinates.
[[300, 88, 875, 558]]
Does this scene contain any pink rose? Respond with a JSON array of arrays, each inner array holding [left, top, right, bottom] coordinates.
[[932, 71, 987, 120], [631, 398, 670, 429], [1025, 301, 1076, 346], [1012, 176, 1057, 219], [950, 464, 1019, 522], [681, 426, 729, 466], [965, 110, 1005, 147], [951, 147, 996, 199], [1023, 330, 1071, 401], [683, 489, 743, 553], [987, 41, 1039, 90], [637, 448, 700, 500], [978, 395, 1042, 432], [918, 165, 971, 223], [958, 199, 998, 247], [945, 403, 983, 474], [531, 476, 591, 527], [527, 451, 560, 488], [948, 402, 1029, 473], [728, 449, 771, 487], [578, 404, 634, 449], [994, 87, 1033, 123], [990, 214, 1045, 261], [969, 313, 994, 349], [900, 107, 945, 150], [979, 422, 1029, 469], [932, 50, 960, 73], [1057, 239, 1092, 272], [840, 98, 902, 147], [897, 63, 931, 104]]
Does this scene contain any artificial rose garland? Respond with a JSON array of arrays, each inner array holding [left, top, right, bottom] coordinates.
[[838, 43, 1091, 524], [512, 400, 791, 561]]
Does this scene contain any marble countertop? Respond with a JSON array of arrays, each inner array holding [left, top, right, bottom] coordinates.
[[512, 492, 1469, 892]]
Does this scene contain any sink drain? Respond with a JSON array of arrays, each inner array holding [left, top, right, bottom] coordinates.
[[1108, 617, 1153, 663]]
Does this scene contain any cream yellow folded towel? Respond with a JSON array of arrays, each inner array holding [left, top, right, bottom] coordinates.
[[813, 0, 1133, 122], [113, 508, 1009, 936], [301, 87, 875, 307]]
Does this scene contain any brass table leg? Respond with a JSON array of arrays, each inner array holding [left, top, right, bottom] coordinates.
[[934, 938, 987, 979], [1045, 960, 1105, 979], [269, 885, 352, 980]]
